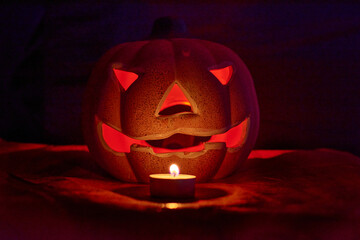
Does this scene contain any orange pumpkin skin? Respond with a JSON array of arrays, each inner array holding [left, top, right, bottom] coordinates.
[[82, 38, 259, 183]]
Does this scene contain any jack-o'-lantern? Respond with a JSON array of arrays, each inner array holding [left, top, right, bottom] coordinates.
[[82, 19, 259, 183]]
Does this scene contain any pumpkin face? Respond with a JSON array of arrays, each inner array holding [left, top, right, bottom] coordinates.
[[82, 39, 259, 183]]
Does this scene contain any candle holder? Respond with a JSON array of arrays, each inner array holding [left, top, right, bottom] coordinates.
[[150, 164, 196, 198]]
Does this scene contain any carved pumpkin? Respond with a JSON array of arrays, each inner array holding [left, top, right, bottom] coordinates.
[[82, 36, 259, 183]]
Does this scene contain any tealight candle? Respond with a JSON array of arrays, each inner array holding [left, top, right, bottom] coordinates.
[[150, 164, 196, 198]]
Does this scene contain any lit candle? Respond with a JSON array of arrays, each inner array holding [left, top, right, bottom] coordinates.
[[150, 164, 196, 198]]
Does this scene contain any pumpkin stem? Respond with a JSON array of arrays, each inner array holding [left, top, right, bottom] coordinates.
[[149, 16, 188, 39]]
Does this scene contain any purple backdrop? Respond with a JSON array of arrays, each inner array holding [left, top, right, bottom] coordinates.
[[0, 2, 359, 155]]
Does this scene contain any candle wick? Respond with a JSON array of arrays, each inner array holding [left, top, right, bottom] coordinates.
[[169, 164, 179, 177]]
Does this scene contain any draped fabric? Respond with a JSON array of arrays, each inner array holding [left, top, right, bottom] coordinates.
[[1, 140, 360, 239]]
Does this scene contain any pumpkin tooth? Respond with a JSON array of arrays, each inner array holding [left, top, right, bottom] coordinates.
[[146, 134, 211, 149]]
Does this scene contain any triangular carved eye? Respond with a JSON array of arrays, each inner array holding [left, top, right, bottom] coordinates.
[[210, 65, 233, 85], [113, 69, 138, 91]]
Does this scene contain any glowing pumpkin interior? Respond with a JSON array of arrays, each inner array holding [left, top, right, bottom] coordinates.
[[82, 38, 259, 183]]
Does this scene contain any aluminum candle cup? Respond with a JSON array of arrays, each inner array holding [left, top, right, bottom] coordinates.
[[149, 174, 196, 198]]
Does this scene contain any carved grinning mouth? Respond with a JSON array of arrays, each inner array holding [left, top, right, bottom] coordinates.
[[146, 134, 211, 149], [101, 117, 249, 154]]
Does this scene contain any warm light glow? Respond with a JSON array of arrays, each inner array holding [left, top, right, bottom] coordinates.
[[159, 83, 192, 114], [208, 117, 248, 148], [102, 123, 144, 152], [164, 203, 179, 209], [113, 68, 138, 91], [210, 65, 233, 85], [170, 164, 179, 177]]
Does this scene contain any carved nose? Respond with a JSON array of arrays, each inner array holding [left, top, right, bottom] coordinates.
[[158, 83, 193, 116]]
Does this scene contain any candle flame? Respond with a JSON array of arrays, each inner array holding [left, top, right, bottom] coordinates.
[[169, 164, 179, 177], [165, 203, 179, 209]]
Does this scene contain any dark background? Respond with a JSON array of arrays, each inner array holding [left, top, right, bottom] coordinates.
[[0, 2, 359, 155]]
